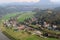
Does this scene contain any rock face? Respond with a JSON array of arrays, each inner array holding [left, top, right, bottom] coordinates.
[[0, 31, 10, 40]]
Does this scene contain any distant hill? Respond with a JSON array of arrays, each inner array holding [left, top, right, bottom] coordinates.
[[0, 2, 60, 18], [0, 4, 37, 17]]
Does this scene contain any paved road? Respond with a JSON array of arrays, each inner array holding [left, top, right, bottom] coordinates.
[[0, 31, 10, 40]]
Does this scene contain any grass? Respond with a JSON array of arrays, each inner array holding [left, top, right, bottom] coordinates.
[[17, 12, 35, 22], [2, 12, 21, 20], [3, 28, 59, 40], [2, 27, 59, 40]]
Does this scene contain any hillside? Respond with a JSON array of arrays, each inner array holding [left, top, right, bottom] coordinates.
[[34, 9, 60, 25]]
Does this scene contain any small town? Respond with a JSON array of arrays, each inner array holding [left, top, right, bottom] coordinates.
[[3, 14, 60, 38]]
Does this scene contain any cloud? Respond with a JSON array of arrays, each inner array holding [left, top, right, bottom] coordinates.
[[0, 0, 40, 3], [50, 0, 60, 3]]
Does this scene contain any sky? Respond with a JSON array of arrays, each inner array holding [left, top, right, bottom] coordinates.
[[0, 0, 60, 4]]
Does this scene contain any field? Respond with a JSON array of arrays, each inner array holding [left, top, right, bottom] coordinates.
[[0, 12, 60, 40], [2, 12, 21, 20], [17, 12, 35, 22], [3, 28, 58, 40]]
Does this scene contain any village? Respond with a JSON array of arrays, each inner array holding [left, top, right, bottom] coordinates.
[[3, 14, 60, 38]]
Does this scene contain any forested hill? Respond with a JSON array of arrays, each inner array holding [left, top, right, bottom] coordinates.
[[34, 8, 60, 25]]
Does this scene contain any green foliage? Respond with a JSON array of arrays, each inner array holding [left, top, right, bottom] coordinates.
[[34, 9, 60, 24], [2, 12, 20, 20]]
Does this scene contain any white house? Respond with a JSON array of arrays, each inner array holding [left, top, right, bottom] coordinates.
[[52, 25, 57, 29], [43, 22, 50, 28]]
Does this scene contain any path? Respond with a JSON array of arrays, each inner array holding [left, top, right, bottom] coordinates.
[[0, 31, 10, 40]]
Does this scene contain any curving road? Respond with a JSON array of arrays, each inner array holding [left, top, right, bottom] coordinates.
[[0, 31, 10, 40]]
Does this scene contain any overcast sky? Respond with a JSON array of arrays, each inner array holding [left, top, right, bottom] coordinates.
[[0, 0, 60, 4]]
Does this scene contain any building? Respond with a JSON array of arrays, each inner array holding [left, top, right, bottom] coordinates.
[[43, 22, 50, 28]]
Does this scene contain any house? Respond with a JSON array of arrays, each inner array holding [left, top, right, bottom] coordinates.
[[32, 30, 43, 37], [43, 22, 50, 28], [3, 20, 12, 28], [34, 30, 42, 35], [31, 17, 37, 22], [52, 25, 57, 30], [24, 26, 34, 32], [17, 25, 26, 30]]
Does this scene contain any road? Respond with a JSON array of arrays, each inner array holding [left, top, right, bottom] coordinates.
[[0, 31, 10, 40]]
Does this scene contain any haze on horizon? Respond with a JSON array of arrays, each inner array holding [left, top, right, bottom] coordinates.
[[0, 0, 60, 4]]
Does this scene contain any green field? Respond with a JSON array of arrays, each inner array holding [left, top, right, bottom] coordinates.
[[1, 12, 60, 40], [17, 12, 35, 22], [3, 28, 58, 40], [2, 12, 21, 20]]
